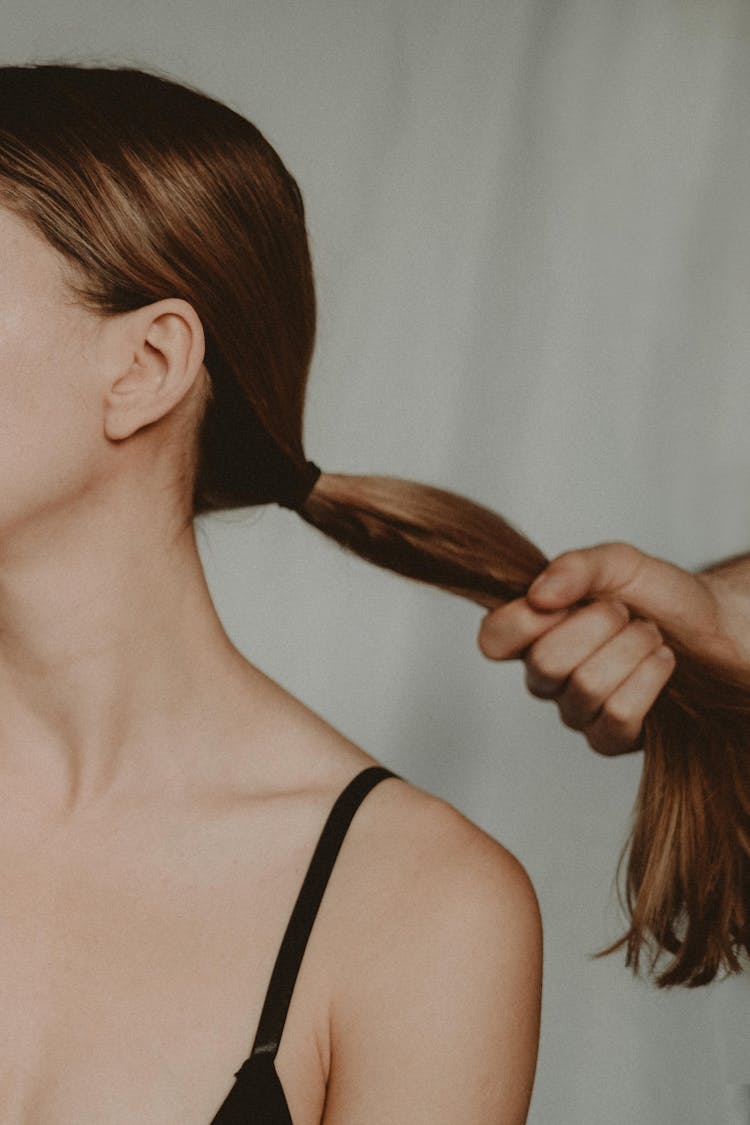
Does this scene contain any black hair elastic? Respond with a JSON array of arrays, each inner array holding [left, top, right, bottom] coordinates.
[[276, 459, 322, 512]]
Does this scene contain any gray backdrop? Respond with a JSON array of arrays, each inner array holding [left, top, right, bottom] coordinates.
[[3, 1, 749, 1122]]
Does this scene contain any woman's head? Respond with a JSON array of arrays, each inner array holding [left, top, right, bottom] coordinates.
[[0, 62, 317, 519]]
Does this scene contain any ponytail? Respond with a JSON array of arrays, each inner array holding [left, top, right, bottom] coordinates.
[[301, 473, 546, 606], [300, 471, 750, 988]]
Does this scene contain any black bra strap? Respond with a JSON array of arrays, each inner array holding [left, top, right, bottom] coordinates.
[[247, 764, 399, 1062]]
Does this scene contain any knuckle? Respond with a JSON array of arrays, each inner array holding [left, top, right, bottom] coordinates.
[[524, 648, 543, 676], [559, 707, 585, 731], [586, 730, 628, 757], [584, 713, 639, 756], [525, 667, 558, 699], [525, 647, 558, 684], [599, 699, 636, 736], [585, 731, 615, 756], [601, 540, 644, 569], [607, 539, 638, 557], [527, 684, 554, 701], [567, 666, 599, 702]]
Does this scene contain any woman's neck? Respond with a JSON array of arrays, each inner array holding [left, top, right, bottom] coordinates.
[[0, 501, 256, 819]]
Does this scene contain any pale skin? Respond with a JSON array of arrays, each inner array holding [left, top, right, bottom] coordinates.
[[478, 536, 750, 754], [0, 203, 541, 1125]]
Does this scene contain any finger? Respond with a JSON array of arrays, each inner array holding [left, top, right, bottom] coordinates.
[[523, 600, 631, 698], [478, 597, 569, 660], [556, 618, 665, 729], [525, 543, 714, 649], [525, 543, 644, 609], [582, 645, 677, 756]]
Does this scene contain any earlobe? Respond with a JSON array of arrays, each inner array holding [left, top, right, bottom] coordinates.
[[103, 299, 205, 441]]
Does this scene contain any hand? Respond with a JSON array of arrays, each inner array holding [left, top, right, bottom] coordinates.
[[477, 541, 745, 757]]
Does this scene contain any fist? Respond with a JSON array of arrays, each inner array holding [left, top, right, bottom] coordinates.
[[475, 541, 715, 756]]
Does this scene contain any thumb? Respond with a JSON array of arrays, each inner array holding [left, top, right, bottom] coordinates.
[[526, 541, 712, 648]]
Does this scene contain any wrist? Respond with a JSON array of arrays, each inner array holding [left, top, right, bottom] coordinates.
[[695, 567, 750, 683]]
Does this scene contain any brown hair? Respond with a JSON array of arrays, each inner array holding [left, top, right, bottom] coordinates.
[[1, 62, 747, 987]]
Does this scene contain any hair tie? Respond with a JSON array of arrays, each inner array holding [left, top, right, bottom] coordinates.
[[275, 459, 322, 512]]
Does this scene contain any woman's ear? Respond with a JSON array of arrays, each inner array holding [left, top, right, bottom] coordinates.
[[102, 298, 206, 441]]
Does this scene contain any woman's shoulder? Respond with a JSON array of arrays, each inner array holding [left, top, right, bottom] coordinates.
[[317, 762, 543, 1123], [233, 672, 541, 963], [248, 679, 539, 925], [334, 762, 541, 944]]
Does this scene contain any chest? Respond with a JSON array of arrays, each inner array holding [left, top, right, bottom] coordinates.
[[0, 808, 330, 1124]]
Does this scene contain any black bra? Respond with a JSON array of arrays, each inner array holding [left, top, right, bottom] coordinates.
[[208, 764, 399, 1124]]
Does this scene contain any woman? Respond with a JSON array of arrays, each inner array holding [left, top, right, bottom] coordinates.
[[0, 63, 542, 1123]]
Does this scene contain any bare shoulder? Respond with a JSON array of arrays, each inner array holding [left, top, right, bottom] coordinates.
[[336, 771, 541, 940], [322, 773, 542, 1125]]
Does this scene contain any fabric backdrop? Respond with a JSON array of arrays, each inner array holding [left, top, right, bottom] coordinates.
[[3, 1, 749, 1121]]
